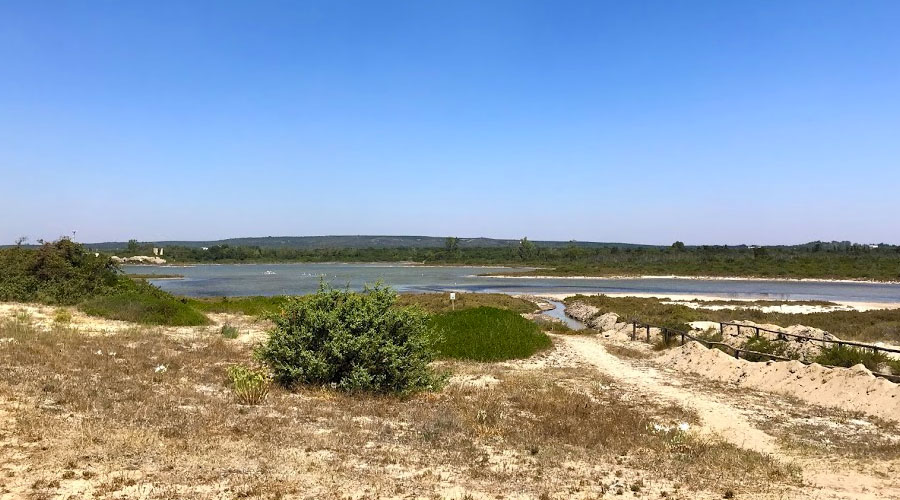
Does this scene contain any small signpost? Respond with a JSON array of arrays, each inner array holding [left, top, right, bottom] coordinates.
[[449, 292, 457, 310]]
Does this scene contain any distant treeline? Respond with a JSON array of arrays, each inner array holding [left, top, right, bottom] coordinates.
[[108, 238, 900, 281]]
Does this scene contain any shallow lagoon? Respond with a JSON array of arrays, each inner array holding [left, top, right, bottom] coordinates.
[[125, 263, 900, 304]]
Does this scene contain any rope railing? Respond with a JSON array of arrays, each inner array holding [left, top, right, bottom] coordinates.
[[627, 320, 900, 383]]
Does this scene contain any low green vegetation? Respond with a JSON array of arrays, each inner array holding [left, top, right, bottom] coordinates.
[[531, 315, 577, 333], [566, 295, 698, 332], [0, 240, 209, 326], [126, 273, 185, 280], [220, 324, 240, 339], [257, 283, 441, 394], [566, 294, 900, 343], [187, 292, 536, 318], [188, 295, 290, 316], [430, 306, 552, 361], [740, 336, 796, 361], [813, 345, 900, 374], [395, 292, 537, 314], [79, 285, 209, 326], [227, 364, 271, 405]]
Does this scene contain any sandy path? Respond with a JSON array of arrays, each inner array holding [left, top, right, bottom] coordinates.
[[560, 334, 779, 454], [557, 334, 900, 500]]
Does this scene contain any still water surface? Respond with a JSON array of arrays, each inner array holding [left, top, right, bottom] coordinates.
[[125, 263, 900, 304]]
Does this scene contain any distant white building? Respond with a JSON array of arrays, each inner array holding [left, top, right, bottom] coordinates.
[[152, 247, 164, 256]]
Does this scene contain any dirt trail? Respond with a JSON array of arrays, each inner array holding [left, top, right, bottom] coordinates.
[[561, 334, 779, 454], [557, 334, 900, 500]]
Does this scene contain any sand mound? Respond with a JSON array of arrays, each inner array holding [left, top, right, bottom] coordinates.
[[659, 341, 900, 422]]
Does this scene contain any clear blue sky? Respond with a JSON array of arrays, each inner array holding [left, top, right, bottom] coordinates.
[[2, 1, 898, 245]]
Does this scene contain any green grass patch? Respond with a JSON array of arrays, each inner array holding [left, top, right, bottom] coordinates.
[[430, 306, 551, 361], [79, 291, 209, 326], [188, 295, 290, 316]]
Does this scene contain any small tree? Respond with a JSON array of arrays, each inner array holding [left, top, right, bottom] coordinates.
[[518, 237, 537, 260], [444, 236, 460, 258], [671, 241, 686, 251], [257, 282, 440, 394]]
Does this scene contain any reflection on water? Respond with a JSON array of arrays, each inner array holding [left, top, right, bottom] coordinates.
[[124, 263, 900, 304]]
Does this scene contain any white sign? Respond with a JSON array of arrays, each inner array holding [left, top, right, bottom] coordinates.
[[449, 292, 457, 301]]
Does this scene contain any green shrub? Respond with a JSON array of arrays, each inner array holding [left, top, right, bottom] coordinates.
[[53, 309, 72, 325], [227, 364, 271, 405], [257, 283, 440, 394], [220, 324, 240, 339], [814, 344, 900, 373], [0, 239, 123, 304], [431, 306, 552, 361]]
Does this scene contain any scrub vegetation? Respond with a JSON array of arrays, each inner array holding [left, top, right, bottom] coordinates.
[[0, 317, 796, 499], [0, 240, 208, 326], [566, 294, 900, 343]]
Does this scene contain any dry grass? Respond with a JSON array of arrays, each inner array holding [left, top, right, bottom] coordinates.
[[0, 317, 798, 499], [603, 343, 654, 360]]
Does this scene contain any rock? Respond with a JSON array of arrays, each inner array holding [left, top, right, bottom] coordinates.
[[111, 255, 167, 265], [565, 302, 599, 323], [590, 312, 620, 332]]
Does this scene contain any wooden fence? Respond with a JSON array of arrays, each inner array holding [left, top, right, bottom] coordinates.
[[628, 320, 900, 383]]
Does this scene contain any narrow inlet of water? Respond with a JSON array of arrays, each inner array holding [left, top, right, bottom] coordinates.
[[542, 300, 586, 330]]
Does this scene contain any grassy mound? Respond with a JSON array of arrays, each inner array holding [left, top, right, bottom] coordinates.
[[79, 288, 209, 326], [431, 306, 551, 361]]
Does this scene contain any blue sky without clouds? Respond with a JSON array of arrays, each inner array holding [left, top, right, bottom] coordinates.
[[1, 1, 898, 245]]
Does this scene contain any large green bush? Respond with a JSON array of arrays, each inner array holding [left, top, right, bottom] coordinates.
[[0, 239, 209, 326], [257, 283, 440, 394], [0, 239, 122, 304]]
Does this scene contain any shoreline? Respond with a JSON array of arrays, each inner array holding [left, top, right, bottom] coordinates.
[[479, 274, 900, 285], [122, 261, 525, 269]]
